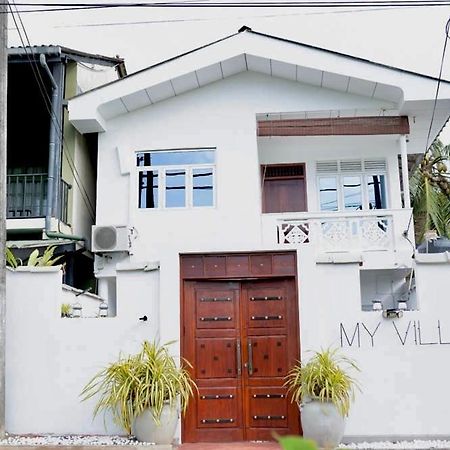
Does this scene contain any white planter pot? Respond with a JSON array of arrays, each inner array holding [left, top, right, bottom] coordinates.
[[300, 399, 346, 449], [133, 405, 179, 444]]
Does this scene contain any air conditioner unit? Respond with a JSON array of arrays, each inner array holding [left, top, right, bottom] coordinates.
[[92, 225, 130, 253]]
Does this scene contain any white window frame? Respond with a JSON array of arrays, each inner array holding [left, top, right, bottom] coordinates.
[[136, 149, 216, 210], [317, 160, 389, 212]]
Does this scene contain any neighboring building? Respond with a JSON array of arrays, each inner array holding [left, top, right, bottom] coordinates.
[[67, 27, 450, 442], [7, 45, 126, 288]]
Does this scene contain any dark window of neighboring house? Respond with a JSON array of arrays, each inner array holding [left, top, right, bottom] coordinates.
[[261, 164, 307, 213]]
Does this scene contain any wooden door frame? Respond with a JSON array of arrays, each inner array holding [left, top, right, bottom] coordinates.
[[180, 251, 300, 443]]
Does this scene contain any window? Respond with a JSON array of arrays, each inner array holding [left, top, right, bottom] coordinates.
[[261, 164, 307, 213], [137, 149, 215, 209], [317, 159, 388, 212]]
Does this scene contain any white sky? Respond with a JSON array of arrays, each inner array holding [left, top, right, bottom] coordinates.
[[7, 1, 450, 144]]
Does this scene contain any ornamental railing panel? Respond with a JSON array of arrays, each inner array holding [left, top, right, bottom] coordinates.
[[277, 214, 394, 252]]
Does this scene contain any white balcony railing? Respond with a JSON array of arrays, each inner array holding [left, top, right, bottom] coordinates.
[[278, 214, 393, 252], [261, 209, 416, 254]]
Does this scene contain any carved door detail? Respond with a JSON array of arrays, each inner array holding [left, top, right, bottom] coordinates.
[[182, 278, 300, 442]]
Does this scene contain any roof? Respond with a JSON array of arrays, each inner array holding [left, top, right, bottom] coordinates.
[[68, 26, 450, 154], [72, 25, 450, 99], [8, 45, 123, 67]]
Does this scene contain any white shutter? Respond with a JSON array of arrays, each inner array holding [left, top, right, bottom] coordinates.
[[339, 160, 363, 172], [316, 160, 338, 173], [364, 159, 387, 172]]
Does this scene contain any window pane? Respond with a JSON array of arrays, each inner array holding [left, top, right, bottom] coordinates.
[[367, 174, 387, 209], [193, 168, 214, 207], [343, 176, 362, 210], [165, 169, 186, 207], [138, 170, 158, 208], [137, 150, 215, 166], [319, 177, 338, 211]]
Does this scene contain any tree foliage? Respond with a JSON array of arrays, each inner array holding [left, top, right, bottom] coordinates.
[[410, 139, 450, 242]]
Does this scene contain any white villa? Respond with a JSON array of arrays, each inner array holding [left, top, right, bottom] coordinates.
[[6, 26, 450, 443]]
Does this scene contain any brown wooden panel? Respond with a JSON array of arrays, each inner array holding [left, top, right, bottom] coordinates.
[[196, 288, 236, 330], [204, 256, 226, 277], [196, 338, 238, 379], [257, 116, 410, 136], [247, 286, 287, 329], [226, 255, 250, 277], [272, 253, 297, 276], [250, 255, 272, 276], [263, 178, 306, 213], [198, 387, 241, 428], [248, 386, 289, 428], [248, 336, 288, 378], [182, 256, 204, 278]]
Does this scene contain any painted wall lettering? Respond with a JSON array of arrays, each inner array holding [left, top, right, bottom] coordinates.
[[340, 319, 450, 348]]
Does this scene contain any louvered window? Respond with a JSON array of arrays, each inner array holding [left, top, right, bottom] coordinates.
[[261, 164, 307, 213], [316, 158, 388, 211]]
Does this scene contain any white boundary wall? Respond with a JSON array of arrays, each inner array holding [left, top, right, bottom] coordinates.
[[5, 257, 450, 440], [6, 266, 159, 435]]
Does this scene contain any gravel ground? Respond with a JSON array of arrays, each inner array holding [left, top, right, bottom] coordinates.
[[0, 435, 155, 446], [339, 441, 450, 449], [0, 435, 450, 448]]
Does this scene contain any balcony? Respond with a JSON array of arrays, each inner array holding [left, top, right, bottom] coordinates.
[[262, 209, 414, 266], [7, 173, 70, 222]]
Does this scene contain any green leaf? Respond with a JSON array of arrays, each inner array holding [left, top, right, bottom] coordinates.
[[276, 435, 318, 450]]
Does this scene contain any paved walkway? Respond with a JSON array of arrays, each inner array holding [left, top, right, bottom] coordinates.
[[178, 442, 280, 450]]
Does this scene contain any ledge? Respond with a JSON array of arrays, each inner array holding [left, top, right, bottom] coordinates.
[[116, 261, 160, 272], [316, 252, 363, 264], [14, 266, 62, 273], [415, 252, 450, 264]]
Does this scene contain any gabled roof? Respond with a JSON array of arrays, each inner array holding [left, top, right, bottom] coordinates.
[[8, 45, 124, 67], [68, 26, 450, 153]]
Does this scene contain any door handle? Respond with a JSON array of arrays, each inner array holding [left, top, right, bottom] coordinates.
[[247, 340, 253, 376], [236, 339, 242, 376]]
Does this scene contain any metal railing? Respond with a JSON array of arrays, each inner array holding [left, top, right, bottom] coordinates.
[[7, 173, 70, 223]]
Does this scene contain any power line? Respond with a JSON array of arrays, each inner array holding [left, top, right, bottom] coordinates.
[[4, 0, 450, 13], [51, 5, 420, 27], [425, 17, 450, 151]]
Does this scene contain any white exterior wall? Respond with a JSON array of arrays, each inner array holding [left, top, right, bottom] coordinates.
[[91, 71, 430, 439], [297, 250, 450, 440], [6, 267, 159, 435], [9, 71, 447, 439]]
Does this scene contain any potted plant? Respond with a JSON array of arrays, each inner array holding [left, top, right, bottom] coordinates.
[[285, 348, 360, 449], [81, 340, 197, 444]]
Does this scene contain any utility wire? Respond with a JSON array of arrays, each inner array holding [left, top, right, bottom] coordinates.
[[51, 5, 418, 27], [4, 0, 450, 13], [425, 17, 450, 152], [8, 2, 97, 222]]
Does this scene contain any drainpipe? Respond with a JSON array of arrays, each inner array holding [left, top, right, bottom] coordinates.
[[39, 54, 58, 234]]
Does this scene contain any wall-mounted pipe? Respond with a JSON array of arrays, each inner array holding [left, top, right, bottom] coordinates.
[[39, 54, 58, 234]]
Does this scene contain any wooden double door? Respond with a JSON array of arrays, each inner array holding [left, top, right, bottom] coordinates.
[[182, 278, 300, 442]]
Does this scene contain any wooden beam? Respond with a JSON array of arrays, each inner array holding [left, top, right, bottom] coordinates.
[[257, 116, 410, 137]]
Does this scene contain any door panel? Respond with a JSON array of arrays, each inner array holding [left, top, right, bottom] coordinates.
[[247, 336, 288, 378], [196, 338, 238, 379], [182, 278, 300, 442]]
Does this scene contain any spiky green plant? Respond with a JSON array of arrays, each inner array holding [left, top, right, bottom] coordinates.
[[80, 341, 197, 434], [5, 247, 19, 268], [285, 348, 360, 417], [61, 303, 72, 318], [27, 246, 63, 267]]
